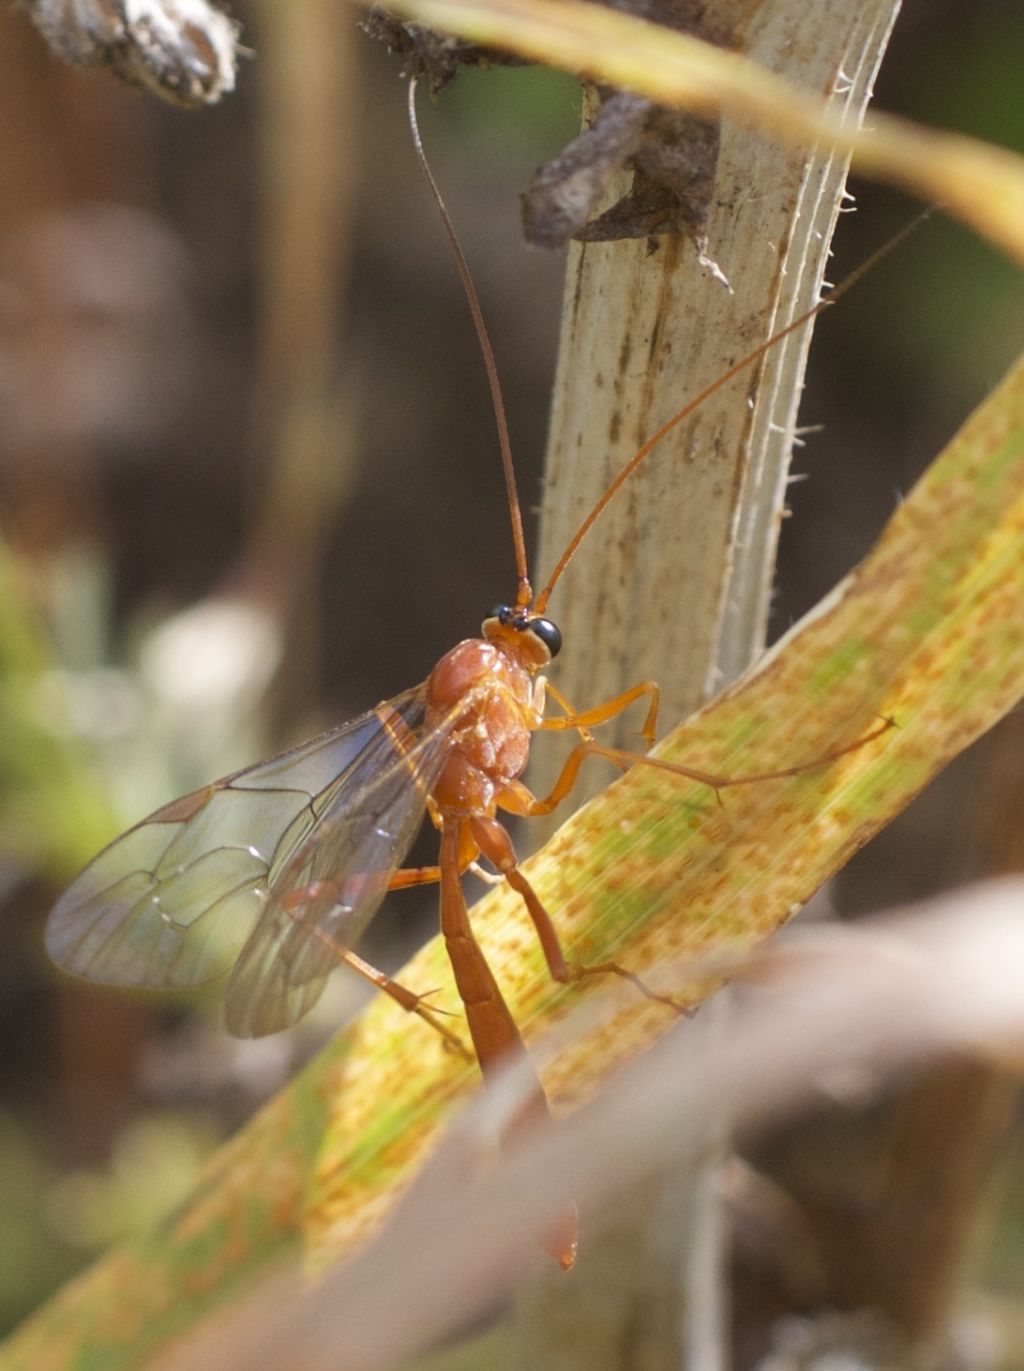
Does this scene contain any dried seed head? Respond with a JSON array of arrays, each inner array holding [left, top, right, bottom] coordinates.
[[25, 0, 241, 108]]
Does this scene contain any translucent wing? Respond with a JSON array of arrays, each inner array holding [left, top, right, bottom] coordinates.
[[222, 694, 458, 1037], [46, 687, 447, 1029]]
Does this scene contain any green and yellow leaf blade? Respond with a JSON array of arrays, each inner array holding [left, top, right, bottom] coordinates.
[[5, 352, 1021, 1369]]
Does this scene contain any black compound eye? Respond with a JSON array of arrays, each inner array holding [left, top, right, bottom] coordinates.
[[529, 617, 562, 658]]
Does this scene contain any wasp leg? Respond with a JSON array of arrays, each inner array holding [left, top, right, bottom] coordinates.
[[341, 946, 471, 1058], [470, 812, 685, 1018], [281, 875, 469, 1058], [542, 679, 659, 748]]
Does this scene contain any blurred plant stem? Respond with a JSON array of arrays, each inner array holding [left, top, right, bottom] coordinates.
[[241, 0, 361, 726]]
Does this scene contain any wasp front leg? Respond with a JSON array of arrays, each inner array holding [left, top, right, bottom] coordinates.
[[542, 679, 660, 749]]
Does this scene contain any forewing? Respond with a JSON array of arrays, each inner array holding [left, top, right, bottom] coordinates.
[[46, 688, 431, 995], [222, 694, 457, 1037]]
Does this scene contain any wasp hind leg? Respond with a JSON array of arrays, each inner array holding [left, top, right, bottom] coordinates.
[[470, 811, 686, 1018]]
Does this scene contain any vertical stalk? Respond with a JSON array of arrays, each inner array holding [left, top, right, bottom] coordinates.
[[518, 2, 903, 1365], [534, 0, 903, 774]]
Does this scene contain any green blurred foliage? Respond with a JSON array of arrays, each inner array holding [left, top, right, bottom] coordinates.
[[0, 548, 117, 878]]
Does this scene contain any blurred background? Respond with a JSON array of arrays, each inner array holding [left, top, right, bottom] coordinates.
[[0, 0, 1021, 1352]]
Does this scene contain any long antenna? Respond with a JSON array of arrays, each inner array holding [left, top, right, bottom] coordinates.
[[534, 210, 932, 614], [407, 80, 532, 608]]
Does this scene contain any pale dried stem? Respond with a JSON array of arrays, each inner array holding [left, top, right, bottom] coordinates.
[[535, 0, 902, 768], [521, 1, 902, 1364]]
